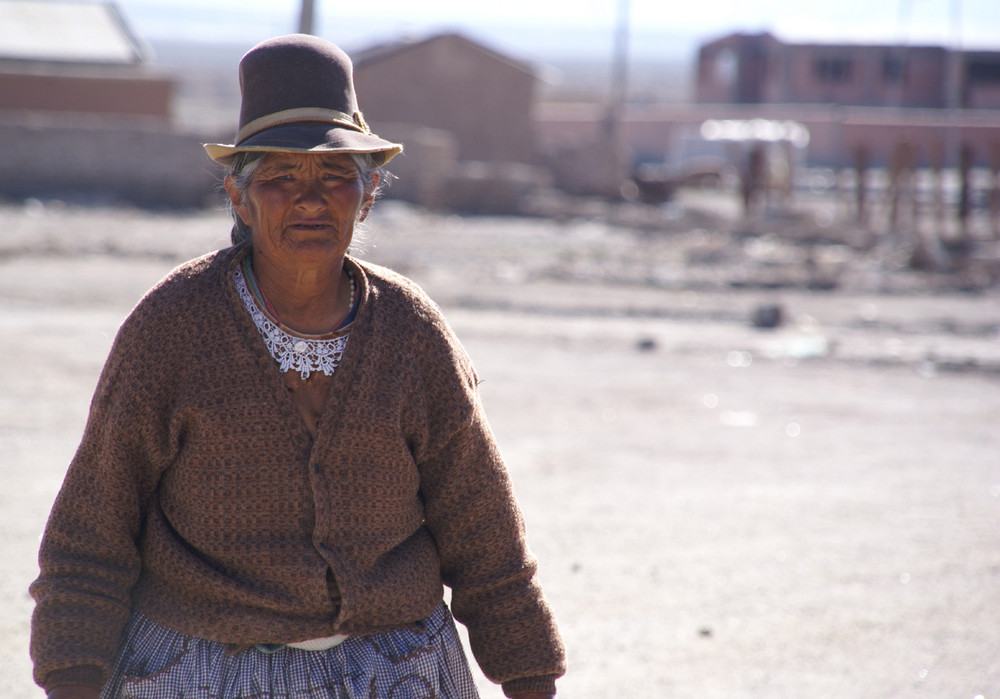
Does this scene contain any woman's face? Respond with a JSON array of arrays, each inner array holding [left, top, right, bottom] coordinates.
[[226, 152, 375, 270]]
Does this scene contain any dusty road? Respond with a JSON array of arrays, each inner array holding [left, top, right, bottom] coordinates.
[[2, 197, 999, 697]]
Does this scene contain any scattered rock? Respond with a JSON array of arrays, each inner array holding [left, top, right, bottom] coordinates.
[[751, 303, 785, 329]]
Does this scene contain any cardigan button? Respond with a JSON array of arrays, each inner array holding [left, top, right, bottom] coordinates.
[[312, 463, 320, 474]]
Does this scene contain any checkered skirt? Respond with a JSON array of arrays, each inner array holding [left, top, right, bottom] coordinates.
[[100, 603, 481, 699]]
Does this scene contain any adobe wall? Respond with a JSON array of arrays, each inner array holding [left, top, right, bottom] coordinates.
[[0, 71, 175, 119], [4, 104, 997, 209], [536, 103, 1000, 171], [0, 113, 227, 207]]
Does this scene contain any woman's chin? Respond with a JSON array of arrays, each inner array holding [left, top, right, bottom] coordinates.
[[280, 237, 351, 265]]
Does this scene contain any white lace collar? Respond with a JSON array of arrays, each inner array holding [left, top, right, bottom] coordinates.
[[233, 264, 350, 380]]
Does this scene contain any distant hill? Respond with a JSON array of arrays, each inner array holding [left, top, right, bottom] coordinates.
[[148, 39, 250, 69], [540, 57, 692, 103], [148, 40, 244, 131]]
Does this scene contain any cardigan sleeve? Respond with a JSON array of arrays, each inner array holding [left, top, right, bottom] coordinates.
[[29, 303, 180, 691], [409, 313, 566, 693]]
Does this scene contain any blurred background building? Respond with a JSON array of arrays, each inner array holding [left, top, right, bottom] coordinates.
[[352, 33, 550, 213], [0, 0, 218, 206], [1, 0, 998, 222], [695, 32, 1000, 110]]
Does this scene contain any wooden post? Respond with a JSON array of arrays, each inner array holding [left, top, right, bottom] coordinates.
[[928, 138, 945, 239], [991, 141, 1000, 240], [888, 140, 914, 235], [957, 143, 973, 242], [854, 145, 869, 226]]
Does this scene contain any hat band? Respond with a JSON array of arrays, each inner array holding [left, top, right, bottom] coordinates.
[[236, 107, 371, 145]]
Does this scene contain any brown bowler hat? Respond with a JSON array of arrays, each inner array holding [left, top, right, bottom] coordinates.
[[204, 34, 402, 165]]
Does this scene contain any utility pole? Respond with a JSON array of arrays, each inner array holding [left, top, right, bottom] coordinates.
[[604, 0, 630, 144], [298, 0, 316, 35], [593, 0, 632, 197]]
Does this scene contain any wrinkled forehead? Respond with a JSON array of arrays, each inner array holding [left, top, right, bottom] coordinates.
[[257, 151, 360, 173]]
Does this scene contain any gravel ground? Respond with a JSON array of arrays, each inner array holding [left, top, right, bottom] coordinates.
[[2, 194, 999, 698]]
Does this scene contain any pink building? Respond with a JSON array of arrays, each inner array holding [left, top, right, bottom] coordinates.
[[696, 32, 1000, 111]]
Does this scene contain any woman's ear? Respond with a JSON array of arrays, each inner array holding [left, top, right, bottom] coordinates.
[[358, 173, 379, 222], [224, 175, 251, 225]]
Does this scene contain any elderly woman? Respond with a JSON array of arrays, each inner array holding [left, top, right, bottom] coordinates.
[[30, 34, 565, 699]]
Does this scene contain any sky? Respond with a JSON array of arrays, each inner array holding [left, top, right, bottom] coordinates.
[[115, 0, 1000, 63]]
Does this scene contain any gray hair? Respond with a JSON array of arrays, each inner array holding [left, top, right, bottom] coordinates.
[[224, 151, 388, 247]]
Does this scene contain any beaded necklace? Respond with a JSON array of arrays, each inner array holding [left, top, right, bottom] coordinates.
[[240, 256, 357, 330]]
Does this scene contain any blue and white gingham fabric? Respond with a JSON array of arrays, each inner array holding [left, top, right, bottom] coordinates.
[[100, 602, 480, 699]]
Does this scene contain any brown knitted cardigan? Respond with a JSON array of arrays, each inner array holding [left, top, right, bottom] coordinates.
[[30, 244, 565, 696]]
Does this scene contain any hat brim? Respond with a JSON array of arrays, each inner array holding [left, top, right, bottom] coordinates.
[[204, 121, 403, 166]]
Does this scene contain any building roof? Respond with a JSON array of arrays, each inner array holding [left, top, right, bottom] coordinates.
[[0, 0, 147, 65], [353, 32, 536, 78], [703, 31, 948, 54]]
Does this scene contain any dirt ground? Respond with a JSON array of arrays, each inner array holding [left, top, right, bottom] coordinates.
[[2, 191, 999, 698]]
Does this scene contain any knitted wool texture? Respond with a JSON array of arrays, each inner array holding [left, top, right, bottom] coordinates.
[[30, 245, 565, 695]]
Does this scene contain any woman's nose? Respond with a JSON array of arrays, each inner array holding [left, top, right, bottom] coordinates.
[[293, 178, 326, 206]]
